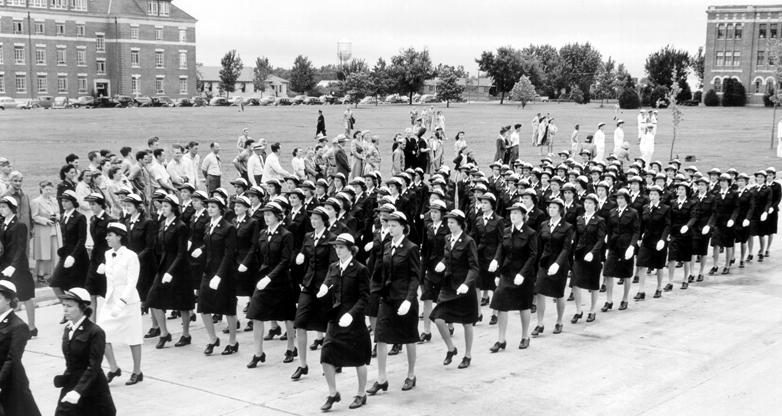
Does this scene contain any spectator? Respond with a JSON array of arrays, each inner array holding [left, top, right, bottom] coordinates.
[[56, 164, 78, 213], [150, 149, 177, 193], [120, 146, 134, 176], [182, 141, 201, 190], [30, 180, 62, 282], [262, 142, 292, 183], [237, 128, 252, 152], [292, 147, 306, 179], [233, 139, 254, 181], [0, 158, 12, 195], [148, 136, 160, 151], [2, 171, 32, 239], [304, 147, 318, 182], [128, 151, 152, 211], [105, 166, 126, 218], [65, 153, 80, 175], [201, 142, 222, 193], [167, 145, 194, 188], [365, 136, 381, 174], [392, 137, 406, 175], [247, 142, 266, 186], [87, 150, 101, 172]]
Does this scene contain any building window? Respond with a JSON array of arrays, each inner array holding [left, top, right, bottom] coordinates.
[[30, 0, 47, 7], [131, 51, 140, 67], [725, 51, 733, 67], [179, 79, 187, 94], [13, 21, 23, 35], [156, 52, 164, 68], [772, 24, 779, 40], [16, 76, 26, 94], [148, 1, 158, 15], [716, 51, 724, 66], [160, 2, 170, 16], [77, 25, 85, 37], [35, 23, 45, 35], [132, 77, 140, 94], [726, 24, 734, 39], [156, 78, 164, 94], [768, 82, 775, 93], [8, 0, 24, 6], [78, 77, 87, 93], [714, 78, 722, 93], [71, 0, 87, 11], [51, 0, 66, 9], [56, 24, 65, 36], [758, 51, 766, 66], [96, 35, 105, 52], [760, 24, 767, 39], [97, 60, 106, 74], [77, 50, 86, 65], [717, 24, 725, 39], [131, 27, 139, 40], [15, 47, 25, 64], [155, 29, 163, 41], [58, 76, 67, 93], [733, 51, 741, 66], [37, 76, 48, 93], [735, 23, 743, 40], [57, 49, 66, 65], [756, 79, 762, 93], [179, 52, 187, 69], [179, 29, 186, 43], [36, 48, 46, 65], [0, 76, 4, 94]]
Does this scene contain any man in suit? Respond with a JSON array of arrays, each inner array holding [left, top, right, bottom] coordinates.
[[333, 136, 350, 178], [316, 110, 326, 138]]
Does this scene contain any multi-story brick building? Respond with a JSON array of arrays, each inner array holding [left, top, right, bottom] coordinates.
[[0, 0, 196, 100], [705, 4, 782, 105]]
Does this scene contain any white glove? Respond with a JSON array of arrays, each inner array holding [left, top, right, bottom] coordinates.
[[187, 241, 192, 250], [61, 390, 80, 404], [434, 262, 445, 272], [624, 246, 634, 260], [514, 274, 524, 285], [191, 248, 202, 258], [296, 253, 305, 265], [494, 277, 500, 287], [238, 264, 247, 273], [162, 273, 173, 284], [656, 240, 665, 251], [339, 313, 353, 327], [680, 225, 689, 234], [110, 304, 122, 318], [761, 212, 768, 222], [316, 284, 328, 298], [256, 276, 271, 290], [771, 208, 775, 214], [364, 242, 373, 252], [64, 256, 75, 268], [584, 252, 594, 262], [488, 259, 498, 272], [727, 220, 735, 228], [1, 266, 14, 277], [548, 263, 559, 276], [397, 300, 411, 315], [702, 225, 710, 235], [456, 284, 469, 295], [209, 276, 221, 290], [97, 264, 105, 275], [743, 219, 750, 228]]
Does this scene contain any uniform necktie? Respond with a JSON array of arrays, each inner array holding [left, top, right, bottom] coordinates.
[[112, 252, 117, 258]]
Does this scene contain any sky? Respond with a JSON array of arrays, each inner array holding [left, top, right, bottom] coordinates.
[[184, 0, 782, 81]]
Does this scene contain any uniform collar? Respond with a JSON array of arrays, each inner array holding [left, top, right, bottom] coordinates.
[[0, 309, 12, 323]]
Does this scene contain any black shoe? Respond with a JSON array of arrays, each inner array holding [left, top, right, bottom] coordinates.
[[664, 283, 673, 292], [586, 313, 596, 322], [310, 338, 324, 350], [647, 268, 654, 275], [448, 326, 454, 336], [632, 276, 639, 283], [335, 367, 342, 373], [553, 323, 563, 334], [617, 278, 624, 285], [107, 368, 122, 383], [765, 250, 770, 257], [125, 372, 143, 386], [681, 282, 689, 289], [144, 327, 161, 339], [688, 275, 695, 283], [212, 314, 222, 324], [458, 356, 471, 369], [280, 331, 288, 341], [489, 341, 506, 353], [722, 267, 730, 275], [167, 310, 180, 320], [189, 313, 196, 322], [204, 338, 220, 355], [600, 302, 613, 312], [634, 292, 645, 300], [141, 307, 149, 315], [417, 333, 432, 344], [155, 333, 172, 349], [443, 347, 458, 365], [747, 255, 753, 262], [59, 316, 68, 325], [291, 366, 308, 380], [366, 380, 389, 395], [730, 259, 736, 265], [401, 376, 416, 391], [320, 392, 341, 411], [758, 254, 764, 263], [567, 291, 575, 301], [696, 256, 701, 263], [676, 261, 683, 268], [29, 328, 38, 339], [243, 302, 249, 313], [283, 348, 298, 363], [221, 342, 239, 355], [653, 290, 662, 298], [480, 297, 489, 306], [739, 261, 745, 269], [530, 304, 537, 313], [489, 315, 498, 325], [370, 344, 377, 358], [571, 312, 583, 324], [599, 284, 607, 293], [247, 353, 266, 368], [719, 247, 725, 253], [222, 327, 230, 334], [519, 338, 530, 349], [532, 325, 544, 336], [697, 274, 704, 282], [388, 344, 402, 355], [175, 335, 191, 347], [349, 395, 366, 409], [708, 267, 718, 275], [264, 326, 281, 341], [244, 321, 253, 332], [618, 301, 628, 310]]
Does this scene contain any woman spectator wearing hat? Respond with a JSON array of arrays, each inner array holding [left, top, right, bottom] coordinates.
[[571, 194, 606, 324], [57, 164, 78, 213], [690, 178, 717, 282], [145, 194, 194, 349], [55, 287, 116, 415], [0, 196, 37, 337], [83, 192, 116, 311], [197, 195, 239, 355], [710, 174, 740, 275], [247, 202, 297, 367], [601, 189, 640, 312], [50, 190, 90, 304], [488, 202, 538, 350], [31, 180, 62, 283], [472, 192, 503, 325], [0, 280, 42, 416], [122, 194, 158, 328], [314, 233, 372, 410], [98, 223, 144, 386], [419, 200, 449, 343], [230, 195, 259, 332], [634, 186, 670, 300], [368, 211, 420, 393], [665, 182, 697, 289]]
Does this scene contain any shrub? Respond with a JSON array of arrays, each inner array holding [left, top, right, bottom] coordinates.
[[703, 89, 720, 106], [763, 88, 775, 107], [650, 85, 670, 108], [618, 88, 641, 109], [722, 78, 747, 107], [676, 82, 692, 103], [693, 90, 703, 102], [570, 88, 584, 104]]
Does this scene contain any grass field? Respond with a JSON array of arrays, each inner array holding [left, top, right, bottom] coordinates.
[[2, 101, 781, 194]]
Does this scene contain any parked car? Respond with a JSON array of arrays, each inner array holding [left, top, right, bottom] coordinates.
[[303, 97, 321, 105], [259, 96, 276, 106], [53, 97, 72, 109], [20, 96, 55, 109], [273, 97, 292, 106], [385, 94, 406, 104], [133, 95, 161, 107], [115, 96, 136, 107], [418, 94, 439, 103], [359, 96, 378, 105], [0, 97, 18, 110], [16, 101, 35, 110], [175, 98, 193, 107], [191, 96, 208, 107], [86, 97, 120, 109], [71, 96, 95, 108], [291, 95, 307, 105], [158, 96, 175, 107], [209, 97, 231, 106], [319, 95, 337, 105]]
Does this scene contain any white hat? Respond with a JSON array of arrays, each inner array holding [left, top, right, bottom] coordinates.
[[59, 287, 91, 304], [0, 196, 17, 208], [0, 280, 17, 295]]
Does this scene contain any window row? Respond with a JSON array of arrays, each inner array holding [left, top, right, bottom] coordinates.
[[758, 23, 780, 40], [5, 22, 186, 43], [716, 23, 743, 40], [0, 74, 89, 94], [3, 45, 91, 66], [131, 77, 188, 95], [4, 0, 86, 10], [147, 1, 170, 17], [715, 51, 741, 67], [131, 51, 187, 69]]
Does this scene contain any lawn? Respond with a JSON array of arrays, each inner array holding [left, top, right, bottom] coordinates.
[[1, 101, 780, 195]]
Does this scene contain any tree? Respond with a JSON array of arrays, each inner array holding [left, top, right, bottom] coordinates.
[[290, 55, 316, 93], [436, 66, 466, 107], [343, 72, 372, 107], [703, 89, 721, 106], [721, 78, 746, 107], [769, 41, 782, 148], [389, 47, 435, 104], [337, 58, 369, 81], [559, 42, 603, 104], [523, 44, 567, 98], [594, 57, 618, 107], [218, 50, 243, 97], [369, 58, 393, 105], [666, 83, 684, 160], [691, 46, 705, 89], [476, 46, 540, 104], [570, 87, 585, 104], [252, 56, 272, 94], [645, 45, 690, 89], [510, 75, 536, 108], [434, 63, 466, 78], [196, 62, 205, 92], [618, 88, 641, 109], [614, 63, 635, 90]]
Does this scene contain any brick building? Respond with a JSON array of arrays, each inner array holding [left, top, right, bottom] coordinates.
[[0, 0, 196, 99], [705, 4, 782, 105]]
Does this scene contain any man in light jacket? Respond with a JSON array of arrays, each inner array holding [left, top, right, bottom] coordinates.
[[262, 142, 291, 184]]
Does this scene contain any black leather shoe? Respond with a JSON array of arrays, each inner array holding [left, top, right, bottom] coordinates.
[[107, 368, 122, 383], [600, 302, 613, 312], [212, 314, 222, 324], [618, 301, 628, 310], [653, 290, 662, 298], [443, 347, 458, 365], [480, 297, 489, 306], [175, 335, 191, 347], [349, 395, 366, 409], [244, 321, 253, 332], [489, 315, 498, 325], [646, 268, 654, 275], [167, 310, 180, 320], [125, 372, 143, 386], [634, 292, 645, 300], [681, 282, 689, 289], [676, 261, 683, 268], [401, 376, 416, 391], [530, 304, 537, 313], [320, 392, 341, 411], [366, 380, 388, 395], [221, 342, 239, 355], [243, 302, 249, 313], [519, 338, 530, 349], [458, 356, 471, 369], [632, 276, 639, 283], [283, 348, 298, 363], [739, 261, 745, 269], [291, 366, 308, 380], [204, 338, 220, 355], [617, 278, 624, 285], [489, 341, 506, 352], [663, 283, 673, 292], [688, 275, 695, 283], [370, 344, 377, 357], [571, 312, 583, 324], [264, 326, 281, 340], [567, 291, 575, 301], [448, 326, 454, 336], [765, 250, 770, 257], [247, 353, 265, 368], [708, 267, 718, 275], [222, 321, 241, 334], [280, 331, 288, 341], [417, 333, 432, 343], [388, 344, 402, 355], [758, 254, 764, 263], [721, 267, 730, 275], [747, 255, 753, 262], [144, 327, 161, 339], [189, 313, 196, 322], [599, 284, 607, 292], [553, 323, 563, 334], [586, 313, 596, 322], [310, 338, 324, 350], [29, 328, 38, 339], [155, 333, 172, 349], [697, 274, 704, 281], [531, 325, 544, 336]]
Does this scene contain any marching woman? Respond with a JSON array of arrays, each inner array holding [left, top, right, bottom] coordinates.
[[285, 187, 311, 306], [292, 206, 337, 380], [0, 197, 37, 336], [764, 167, 781, 255], [472, 192, 503, 325], [0, 280, 41, 416], [83, 192, 116, 314], [187, 191, 210, 304], [179, 184, 196, 226], [749, 171, 772, 262], [690, 178, 716, 282], [50, 190, 89, 309], [570, 194, 606, 324], [145, 194, 194, 349], [419, 200, 449, 343], [122, 194, 157, 319], [634, 186, 670, 299], [315, 233, 372, 411], [197, 196, 239, 356], [665, 182, 697, 289], [323, 197, 349, 237], [532, 198, 574, 335], [710, 174, 740, 275], [368, 211, 420, 393], [488, 202, 538, 350], [430, 209, 479, 367], [232, 195, 259, 332], [601, 189, 640, 312], [99, 223, 144, 386], [246, 202, 297, 368], [734, 174, 755, 267], [55, 288, 116, 416], [366, 203, 395, 356]]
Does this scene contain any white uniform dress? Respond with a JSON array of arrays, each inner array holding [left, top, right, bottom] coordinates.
[[613, 127, 624, 153], [637, 113, 646, 140], [97, 246, 143, 345], [594, 129, 606, 162], [640, 131, 655, 164]]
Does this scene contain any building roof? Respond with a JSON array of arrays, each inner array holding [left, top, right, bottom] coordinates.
[[52, 0, 196, 22], [201, 66, 289, 84], [424, 77, 494, 87]]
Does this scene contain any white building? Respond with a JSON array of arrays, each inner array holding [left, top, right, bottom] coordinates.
[[200, 66, 288, 97]]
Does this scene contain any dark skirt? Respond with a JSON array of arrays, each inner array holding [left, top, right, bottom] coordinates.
[[294, 291, 328, 332], [490, 274, 534, 311], [375, 298, 419, 344], [320, 317, 372, 367], [603, 249, 634, 278], [668, 235, 692, 262], [56, 389, 115, 416], [365, 294, 380, 318], [8, 268, 35, 302], [636, 245, 667, 269], [692, 233, 711, 256], [712, 225, 735, 247], [246, 284, 297, 322], [734, 226, 751, 244], [189, 254, 206, 291], [137, 255, 157, 303], [84, 263, 107, 298], [768, 211, 779, 234], [571, 259, 602, 291], [534, 267, 568, 298], [750, 219, 769, 236], [145, 271, 195, 311], [420, 269, 443, 302], [234, 268, 258, 298], [430, 285, 479, 324], [49, 249, 89, 291], [197, 274, 237, 315], [476, 259, 497, 291]]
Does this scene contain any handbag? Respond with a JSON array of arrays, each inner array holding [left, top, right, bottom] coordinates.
[[350, 115, 356, 125]]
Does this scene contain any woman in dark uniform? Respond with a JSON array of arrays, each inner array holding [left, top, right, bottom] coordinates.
[[315, 233, 372, 411], [51, 190, 90, 301], [471, 192, 503, 325], [0, 280, 41, 416], [198, 196, 239, 355], [532, 198, 573, 335], [232, 195, 259, 332], [323, 197, 349, 237], [285, 188, 311, 308], [247, 202, 297, 367], [122, 194, 159, 333], [489, 203, 538, 350], [664, 182, 697, 289], [366, 203, 395, 356], [55, 288, 115, 416], [368, 211, 420, 393], [601, 189, 640, 312], [749, 171, 772, 263], [188, 191, 210, 304], [145, 194, 194, 349], [83, 192, 116, 311], [634, 186, 670, 300], [419, 200, 449, 343], [179, 184, 196, 226], [710, 174, 740, 276], [430, 209, 479, 367], [764, 167, 781, 256], [0, 196, 37, 337], [690, 178, 716, 282], [571, 194, 605, 324], [292, 206, 336, 380], [734, 173, 755, 268]]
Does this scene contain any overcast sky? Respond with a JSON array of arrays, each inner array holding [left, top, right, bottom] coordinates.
[[186, 0, 781, 80]]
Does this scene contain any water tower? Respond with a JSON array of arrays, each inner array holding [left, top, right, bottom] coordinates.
[[337, 38, 352, 65]]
